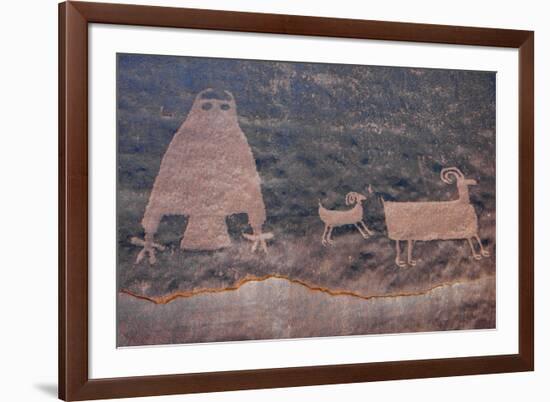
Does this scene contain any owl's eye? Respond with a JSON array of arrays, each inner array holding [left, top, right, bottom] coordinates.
[[201, 102, 213, 111], [220, 103, 231, 111]]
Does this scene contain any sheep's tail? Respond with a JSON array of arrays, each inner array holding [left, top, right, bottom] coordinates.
[[379, 196, 386, 209], [440, 167, 464, 184]]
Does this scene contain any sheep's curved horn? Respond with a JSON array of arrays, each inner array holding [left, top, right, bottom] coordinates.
[[440, 167, 464, 184], [345, 192, 357, 205]]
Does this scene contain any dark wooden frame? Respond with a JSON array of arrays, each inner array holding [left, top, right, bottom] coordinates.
[[59, 1, 534, 400]]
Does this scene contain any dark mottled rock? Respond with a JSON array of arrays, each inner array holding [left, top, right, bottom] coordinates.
[[116, 53, 496, 346]]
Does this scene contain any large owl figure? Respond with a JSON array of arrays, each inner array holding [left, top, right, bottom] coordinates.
[[136, 89, 270, 264]]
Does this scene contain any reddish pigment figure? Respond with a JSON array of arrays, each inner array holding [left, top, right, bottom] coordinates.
[[136, 89, 270, 264], [383, 167, 490, 267], [318, 190, 374, 246]]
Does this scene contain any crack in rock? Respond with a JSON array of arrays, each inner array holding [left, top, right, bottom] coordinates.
[[120, 274, 492, 305]]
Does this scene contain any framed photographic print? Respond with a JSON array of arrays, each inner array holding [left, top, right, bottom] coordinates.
[[59, 1, 534, 400]]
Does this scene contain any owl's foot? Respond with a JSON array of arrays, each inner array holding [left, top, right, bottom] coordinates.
[[242, 231, 274, 253], [131, 236, 165, 265]]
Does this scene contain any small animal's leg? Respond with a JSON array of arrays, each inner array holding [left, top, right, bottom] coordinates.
[[475, 235, 490, 257], [359, 220, 374, 236], [321, 225, 329, 246], [354, 223, 369, 239], [395, 241, 407, 268], [326, 227, 334, 245], [407, 240, 416, 266], [467, 238, 482, 260]]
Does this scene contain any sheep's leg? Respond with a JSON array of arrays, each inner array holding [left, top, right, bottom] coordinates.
[[475, 235, 490, 257], [359, 220, 374, 236], [395, 241, 407, 268], [354, 223, 369, 239], [467, 238, 482, 260], [326, 227, 334, 245], [407, 240, 416, 266], [321, 225, 329, 246]]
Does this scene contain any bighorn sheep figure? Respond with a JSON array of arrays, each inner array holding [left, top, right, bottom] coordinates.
[[382, 167, 490, 267], [319, 191, 374, 246]]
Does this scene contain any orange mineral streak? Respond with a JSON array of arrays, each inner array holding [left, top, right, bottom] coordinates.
[[120, 273, 492, 305]]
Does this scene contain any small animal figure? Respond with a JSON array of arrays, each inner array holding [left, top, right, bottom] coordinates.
[[382, 167, 490, 267], [319, 191, 374, 246]]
